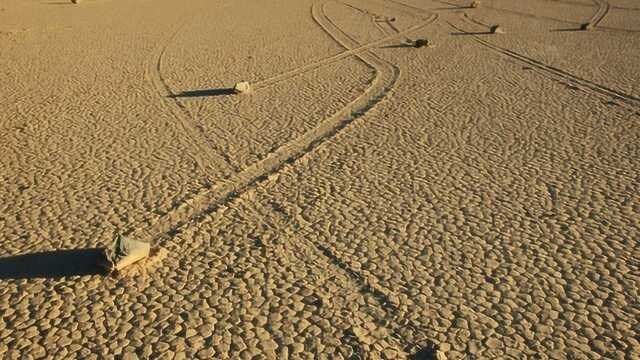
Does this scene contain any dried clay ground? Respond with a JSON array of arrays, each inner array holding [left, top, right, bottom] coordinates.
[[1, 0, 639, 359]]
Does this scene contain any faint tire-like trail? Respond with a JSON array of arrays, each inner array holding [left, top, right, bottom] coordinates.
[[537, 0, 634, 11], [589, 0, 610, 28], [451, 16, 640, 111], [490, 0, 608, 29], [128, 2, 437, 250], [145, 16, 241, 174], [252, 11, 437, 91], [256, 199, 417, 357], [382, 0, 434, 18], [338, 0, 409, 41], [477, 2, 638, 33], [479, 3, 584, 25]]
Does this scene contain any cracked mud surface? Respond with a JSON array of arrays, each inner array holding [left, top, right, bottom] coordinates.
[[1, 0, 638, 359]]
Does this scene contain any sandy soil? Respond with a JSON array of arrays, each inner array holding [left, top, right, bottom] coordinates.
[[0, 0, 638, 359]]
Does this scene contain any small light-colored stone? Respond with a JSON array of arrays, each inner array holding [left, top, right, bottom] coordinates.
[[490, 25, 504, 34], [233, 81, 251, 94], [581, 22, 594, 31]]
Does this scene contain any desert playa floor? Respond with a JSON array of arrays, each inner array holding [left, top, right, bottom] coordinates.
[[1, 0, 639, 358]]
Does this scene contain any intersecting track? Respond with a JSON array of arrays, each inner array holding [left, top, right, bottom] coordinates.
[[589, 0, 610, 28], [252, 10, 437, 91], [481, 4, 582, 25], [452, 16, 640, 111], [265, 198, 439, 357], [382, 0, 640, 110], [130, 5, 441, 352], [145, 16, 241, 174], [127, 2, 437, 251], [482, 0, 633, 33], [338, 0, 409, 41], [432, 0, 638, 33]]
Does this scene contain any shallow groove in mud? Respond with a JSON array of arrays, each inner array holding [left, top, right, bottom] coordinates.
[[252, 11, 436, 91], [449, 16, 640, 111], [128, 3, 441, 351], [146, 15, 241, 174], [122, 4, 437, 238], [265, 199, 435, 357], [126, 4, 438, 247], [589, 0, 610, 28]]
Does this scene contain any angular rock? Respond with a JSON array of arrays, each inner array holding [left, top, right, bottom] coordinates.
[[490, 25, 504, 34], [101, 233, 150, 271], [581, 22, 594, 31], [233, 81, 251, 94]]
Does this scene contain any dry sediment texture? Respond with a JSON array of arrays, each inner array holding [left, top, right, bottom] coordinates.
[[1, 0, 639, 359], [460, 0, 640, 97]]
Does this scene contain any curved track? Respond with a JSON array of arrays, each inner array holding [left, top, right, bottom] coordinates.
[[378, 0, 640, 110], [454, 15, 640, 111], [145, 16, 241, 174], [589, 0, 610, 28], [127, 3, 438, 248], [252, 11, 436, 91]]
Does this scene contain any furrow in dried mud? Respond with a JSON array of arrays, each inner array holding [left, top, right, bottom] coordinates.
[[252, 200, 415, 357], [404, 0, 635, 34], [146, 16, 241, 174], [589, 0, 610, 27], [491, 0, 638, 34], [132, 4, 437, 352], [126, 3, 437, 250], [483, 4, 582, 25], [253, 11, 437, 91], [265, 200, 438, 358], [379, 0, 434, 18], [450, 17, 640, 111]]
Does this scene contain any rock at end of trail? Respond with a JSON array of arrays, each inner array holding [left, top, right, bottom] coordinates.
[[490, 25, 505, 34], [470, 1, 481, 8], [233, 81, 251, 94], [101, 233, 151, 272], [414, 38, 430, 48], [581, 22, 594, 31], [71, 0, 82, 3]]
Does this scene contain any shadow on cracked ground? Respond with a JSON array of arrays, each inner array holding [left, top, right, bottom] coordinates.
[[0, 248, 106, 280]]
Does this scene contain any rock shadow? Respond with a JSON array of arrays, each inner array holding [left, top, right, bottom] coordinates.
[[450, 31, 493, 36], [551, 27, 589, 32], [380, 43, 415, 49], [169, 88, 235, 98], [0, 248, 106, 280]]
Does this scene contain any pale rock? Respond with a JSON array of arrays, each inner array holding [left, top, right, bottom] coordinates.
[[233, 81, 251, 94]]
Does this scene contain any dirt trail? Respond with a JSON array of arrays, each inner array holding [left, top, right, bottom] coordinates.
[[145, 16, 241, 174], [1, 0, 638, 359], [126, 2, 438, 250]]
